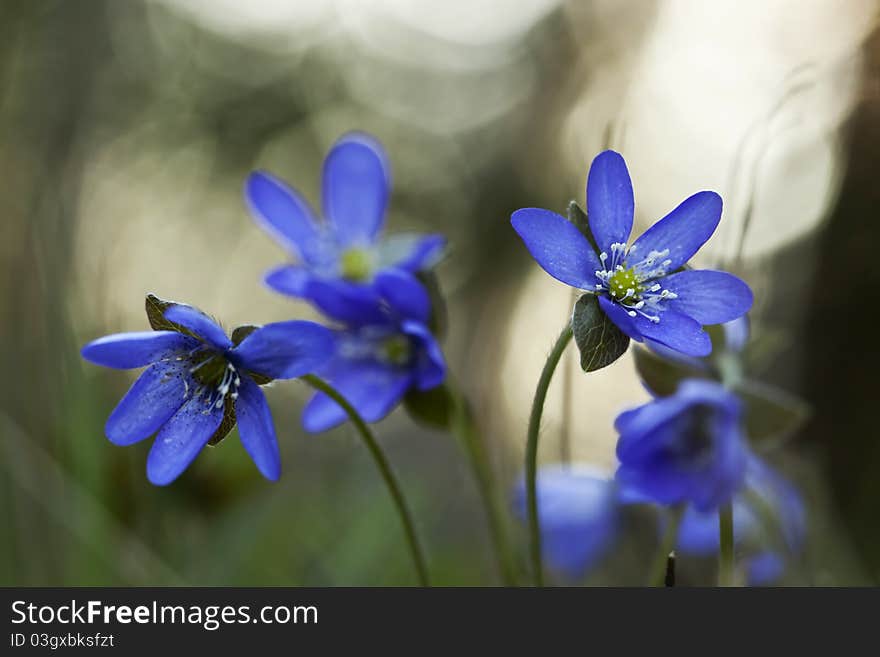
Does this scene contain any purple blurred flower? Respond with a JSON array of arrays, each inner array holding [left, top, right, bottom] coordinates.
[[676, 456, 806, 585], [514, 465, 619, 579], [301, 269, 446, 432], [615, 379, 750, 511], [246, 133, 445, 325]]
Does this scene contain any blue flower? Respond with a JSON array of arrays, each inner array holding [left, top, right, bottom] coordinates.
[[513, 465, 619, 580], [615, 379, 750, 511], [511, 151, 753, 357], [81, 297, 335, 485], [676, 456, 806, 585], [301, 269, 446, 432], [245, 132, 446, 325]]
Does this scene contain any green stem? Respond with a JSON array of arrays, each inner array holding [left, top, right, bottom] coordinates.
[[448, 381, 518, 586], [719, 502, 735, 587], [300, 374, 430, 586], [649, 506, 684, 586], [525, 323, 575, 587]]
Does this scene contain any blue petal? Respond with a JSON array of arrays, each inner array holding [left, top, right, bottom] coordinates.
[[378, 233, 446, 271], [164, 305, 232, 350], [511, 208, 601, 289], [303, 278, 387, 326], [676, 502, 756, 555], [146, 395, 224, 485], [401, 320, 446, 390], [586, 150, 634, 253], [661, 270, 753, 325], [746, 553, 785, 585], [598, 295, 642, 340], [264, 265, 387, 325], [81, 331, 197, 370], [301, 359, 413, 433], [235, 376, 280, 481], [634, 310, 712, 357], [105, 362, 189, 446], [232, 320, 335, 380], [630, 191, 722, 271], [514, 465, 618, 579], [245, 171, 323, 264], [614, 380, 746, 510], [375, 268, 431, 324], [615, 393, 696, 460], [322, 133, 390, 246], [264, 264, 312, 298]]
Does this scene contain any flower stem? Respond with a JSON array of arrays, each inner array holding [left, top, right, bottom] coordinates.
[[718, 502, 735, 586], [525, 323, 574, 586], [649, 506, 684, 586], [300, 374, 430, 586], [448, 381, 518, 586]]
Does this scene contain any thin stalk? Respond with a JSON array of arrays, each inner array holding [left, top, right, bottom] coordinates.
[[649, 506, 684, 586], [449, 382, 518, 585], [301, 374, 429, 586], [525, 323, 574, 586], [719, 502, 735, 586]]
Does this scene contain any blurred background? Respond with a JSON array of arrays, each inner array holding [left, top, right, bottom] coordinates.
[[1, 0, 878, 585]]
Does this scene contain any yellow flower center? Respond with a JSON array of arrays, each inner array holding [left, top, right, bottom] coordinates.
[[339, 248, 373, 282], [382, 335, 411, 365], [607, 267, 642, 301]]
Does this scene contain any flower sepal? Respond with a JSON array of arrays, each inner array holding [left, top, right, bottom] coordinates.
[[403, 382, 456, 430], [571, 293, 630, 372]]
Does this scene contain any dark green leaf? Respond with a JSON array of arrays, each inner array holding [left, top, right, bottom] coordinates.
[[207, 394, 237, 447], [145, 293, 178, 332], [705, 323, 727, 353], [566, 201, 600, 255], [415, 270, 447, 340], [632, 345, 710, 396], [403, 382, 455, 430], [735, 379, 810, 449], [231, 324, 259, 346], [144, 293, 200, 339], [571, 294, 630, 372]]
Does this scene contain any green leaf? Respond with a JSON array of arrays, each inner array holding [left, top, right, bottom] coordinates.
[[403, 382, 455, 430], [231, 325, 259, 346], [145, 293, 179, 332], [144, 293, 200, 340], [571, 294, 630, 372], [566, 201, 600, 255], [632, 345, 710, 396], [735, 379, 810, 449], [207, 394, 237, 447], [415, 270, 447, 340]]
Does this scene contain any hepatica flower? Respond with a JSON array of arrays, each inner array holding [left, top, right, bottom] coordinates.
[[301, 269, 446, 433], [511, 151, 753, 357], [676, 456, 806, 584], [246, 133, 445, 325], [81, 296, 334, 485], [615, 379, 750, 511], [514, 465, 619, 579]]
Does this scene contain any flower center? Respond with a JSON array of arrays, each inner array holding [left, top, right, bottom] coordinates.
[[381, 335, 411, 366], [594, 242, 678, 324], [339, 248, 373, 282], [185, 350, 240, 410], [607, 267, 643, 301]]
